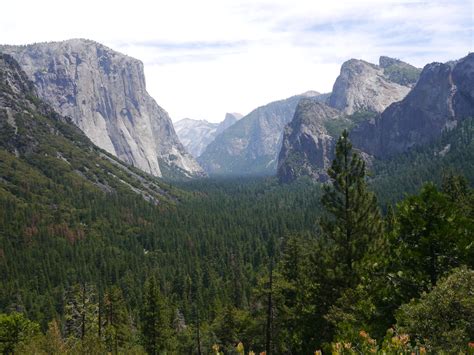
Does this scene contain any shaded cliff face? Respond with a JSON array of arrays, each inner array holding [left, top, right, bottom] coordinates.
[[351, 53, 474, 158], [198, 92, 321, 176], [0, 39, 203, 178], [277, 98, 342, 182], [175, 113, 242, 158], [328, 57, 416, 114]]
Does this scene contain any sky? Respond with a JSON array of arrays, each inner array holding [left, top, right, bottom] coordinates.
[[0, 0, 472, 122]]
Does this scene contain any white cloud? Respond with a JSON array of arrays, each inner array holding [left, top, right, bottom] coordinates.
[[0, 0, 472, 121]]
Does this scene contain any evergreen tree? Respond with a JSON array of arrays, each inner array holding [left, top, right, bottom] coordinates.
[[141, 278, 170, 355], [320, 130, 383, 287], [63, 283, 99, 340], [103, 286, 131, 353]]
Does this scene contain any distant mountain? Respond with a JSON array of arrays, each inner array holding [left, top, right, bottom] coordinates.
[[327, 56, 419, 114], [0, 53, 177, 203], [174, 113, 242, 158], [215, 112, 243, 135], [277, 56, 419, 182], [198, 92, 323, 176], [351, 53, 474, 158], [0, 39, 204, 179]]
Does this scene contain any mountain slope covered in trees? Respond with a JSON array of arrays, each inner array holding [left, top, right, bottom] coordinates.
[[0, 53, 473, 354]]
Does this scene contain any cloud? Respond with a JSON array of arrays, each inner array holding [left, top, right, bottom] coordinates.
[[0, 0, 472, 122]]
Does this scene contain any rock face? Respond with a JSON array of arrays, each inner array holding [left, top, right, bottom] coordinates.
[[0, 39, 204, 178], [351, 53, 474, 158], [276, 56, 422, 182], [327, 57, 416, 114], [174, 112, 242, 158], [198, 92, 321, 176], [0, 53, 175, 203], [277, 98, 342, 182]]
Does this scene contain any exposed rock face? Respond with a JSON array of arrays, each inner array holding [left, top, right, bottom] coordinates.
[[0, 53, 175, 203], [198, 92, 321, 176], [0, 39, 204, 178], [351, 53, 474, 158], [277, 98, 341, 182], [328, 57, 415, 114], [175, 113, 242, 158]]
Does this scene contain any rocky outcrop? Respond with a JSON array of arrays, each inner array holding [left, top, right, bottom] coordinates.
[[175, 113, 242, 158], [351, 53, 474, 158], [198, 92, 321, 176], [277, 98, 342, 182], [328, 57, 416, 114], [0, 39, 204, 178]]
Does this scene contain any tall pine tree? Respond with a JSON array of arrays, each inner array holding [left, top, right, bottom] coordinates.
[[320, 130, 383, 287]]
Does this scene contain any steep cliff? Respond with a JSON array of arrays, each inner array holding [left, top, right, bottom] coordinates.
[[198, 92, 321, 176], [327, 57, 416, 114], [277, 98, 342, 182], [351, 53, 474, 158], [0, 39, 203, 178]]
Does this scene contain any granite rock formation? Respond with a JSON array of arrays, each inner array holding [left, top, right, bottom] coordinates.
[[0, 39, 204, 178], [351, 53, 474, 158]]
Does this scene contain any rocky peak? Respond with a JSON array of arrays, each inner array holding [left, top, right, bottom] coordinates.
[[175, 112, 242, 158], [216, 112, 243, 135], [0, 39, 204, 178], [351, 53, 474, 158], [327, 58, 413, 114]]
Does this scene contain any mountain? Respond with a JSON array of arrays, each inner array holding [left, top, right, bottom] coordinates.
[[351, 53, 474, 158], [327, 56, 419, 114], [277, 56, 419, 182], [174, 112, 242, 158], [0, 53, 178, 204], [277, 98, 342, 182], [215, 112, 243, 135], [0, 39, 204, 179], [174, 119, 218, 158], [198, 92, 322, 176]]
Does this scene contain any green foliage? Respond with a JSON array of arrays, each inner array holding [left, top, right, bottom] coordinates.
[[0, 312, 40, 353], [141, 278, 172, 354], [324, 111, 377, 138], [396, 267, 474, 353], [321, 130, 383, 287], [372, 118, 474, 206], [383, 63, 421, 86], [390, 183, 472, 300]]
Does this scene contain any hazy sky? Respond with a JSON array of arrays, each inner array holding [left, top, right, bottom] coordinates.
[[1, 0, 472, 122]]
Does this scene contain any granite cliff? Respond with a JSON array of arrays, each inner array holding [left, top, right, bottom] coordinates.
[[351, 53, 474, 158], [0, 39, 203, 178], [327, 57, 418, 114]]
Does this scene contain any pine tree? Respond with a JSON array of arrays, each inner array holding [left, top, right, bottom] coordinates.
[[141, 277, 170, 355], [103, 286, 131, 353], [320, 130, 383, 287], [64, 283, 99, 340]]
